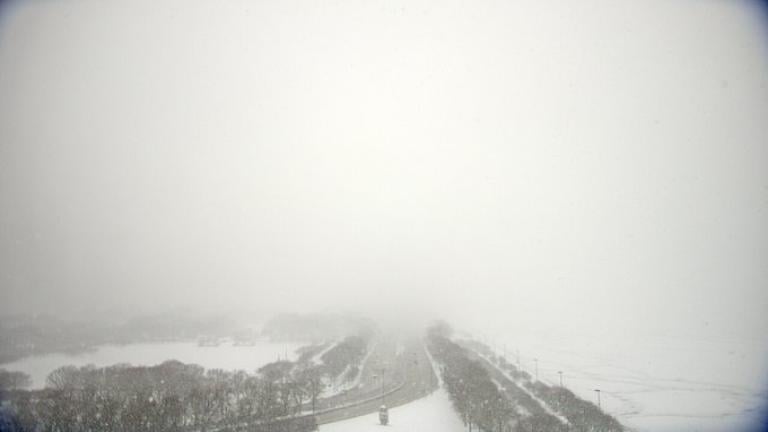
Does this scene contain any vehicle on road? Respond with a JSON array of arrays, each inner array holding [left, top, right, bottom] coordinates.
[[379, 405, 389, 425]]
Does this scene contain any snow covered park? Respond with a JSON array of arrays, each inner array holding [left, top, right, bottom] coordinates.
[[319, 389, 465, 432]]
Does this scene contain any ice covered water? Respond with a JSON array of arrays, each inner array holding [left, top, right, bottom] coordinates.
[[487, 329, 768, 432]]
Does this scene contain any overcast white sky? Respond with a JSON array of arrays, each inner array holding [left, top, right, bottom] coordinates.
[[0, 0, 767, 340]]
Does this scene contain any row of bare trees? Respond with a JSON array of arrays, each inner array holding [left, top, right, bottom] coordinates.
[[461, 339, 624, 432], [0, 359, 323, 432], [0, 370, 31, 393], [429, 324, 601, 432], [427, 323, 523, 432]]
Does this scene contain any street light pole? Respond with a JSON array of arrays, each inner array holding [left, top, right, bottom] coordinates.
[[380, 368, 386, 404], [557, 371, 563, 387], [594, 389, 601, 409]]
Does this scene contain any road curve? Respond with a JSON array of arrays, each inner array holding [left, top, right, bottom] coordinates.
[[315, 337, 439, 425]]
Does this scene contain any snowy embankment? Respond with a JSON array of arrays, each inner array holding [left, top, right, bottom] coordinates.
[[318, 388, 465, 432], [422, 341, 444, 387], [310, 341, 339, 365], [323, 340, 378, 397]]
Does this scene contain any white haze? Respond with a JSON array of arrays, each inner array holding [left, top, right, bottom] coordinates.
[[0, 0, 767, 399]]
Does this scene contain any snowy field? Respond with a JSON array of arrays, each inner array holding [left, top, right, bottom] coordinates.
[[319, 389, 465, 432], [481, 329, 768, 432], [1, 339, 303, 389]]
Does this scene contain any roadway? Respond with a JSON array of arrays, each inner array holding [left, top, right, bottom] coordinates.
[[315, 336, 439, 424]]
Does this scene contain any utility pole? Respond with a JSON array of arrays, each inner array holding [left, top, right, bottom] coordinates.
[[379, 367, 386, 404], [558, 371, 563, 387], [429, 362, 435, 390], [594, 389, 601, 409]]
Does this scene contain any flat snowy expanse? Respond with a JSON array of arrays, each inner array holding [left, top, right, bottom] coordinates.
[[319, 389, 465, 432], [486, 330, 768, 432]]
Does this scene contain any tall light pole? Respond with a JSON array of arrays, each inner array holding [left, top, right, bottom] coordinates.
[[594, 389, 601, 409], [379, 367, 386, 404], [557, 371, 563, 387]]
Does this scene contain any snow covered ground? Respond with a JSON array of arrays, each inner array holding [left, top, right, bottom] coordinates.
[[1, 339, 303, 388], [478, 329, 768, 432], [325, 340, 378, 397], [319, 389, 465, 432], [310, 341, 339, 365]]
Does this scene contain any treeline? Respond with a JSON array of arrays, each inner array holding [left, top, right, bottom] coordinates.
[[319, 336, 368, 381], [427, 326, 565, 432], [0, 360, 319, 432], [0, 370, 31, 393], [458, 338, 624, 432], [525, 381, 623, 432], [428, 323, 625, 432], [285, 335, 370, 390], [295, 343, 331, 364], [0, 333, 375, 432]]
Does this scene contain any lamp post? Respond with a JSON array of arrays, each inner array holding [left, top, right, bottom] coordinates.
[[557, 371, 563, 387], [594, 389, 601, 409], [379, 368, 386, 403]]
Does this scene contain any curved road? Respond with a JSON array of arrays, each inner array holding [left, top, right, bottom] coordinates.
[[315, 336, 438, 425]]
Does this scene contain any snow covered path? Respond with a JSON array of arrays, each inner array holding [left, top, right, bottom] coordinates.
[[318, 388, 465, 432], [476, 352, 569, 425]]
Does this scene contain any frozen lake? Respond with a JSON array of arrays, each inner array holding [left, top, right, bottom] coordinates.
[[1, 339, 303, 389], [481, 329, 768, 432]]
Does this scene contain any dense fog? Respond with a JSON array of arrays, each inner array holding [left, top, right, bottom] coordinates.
[[1, 1, 767, 431]]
